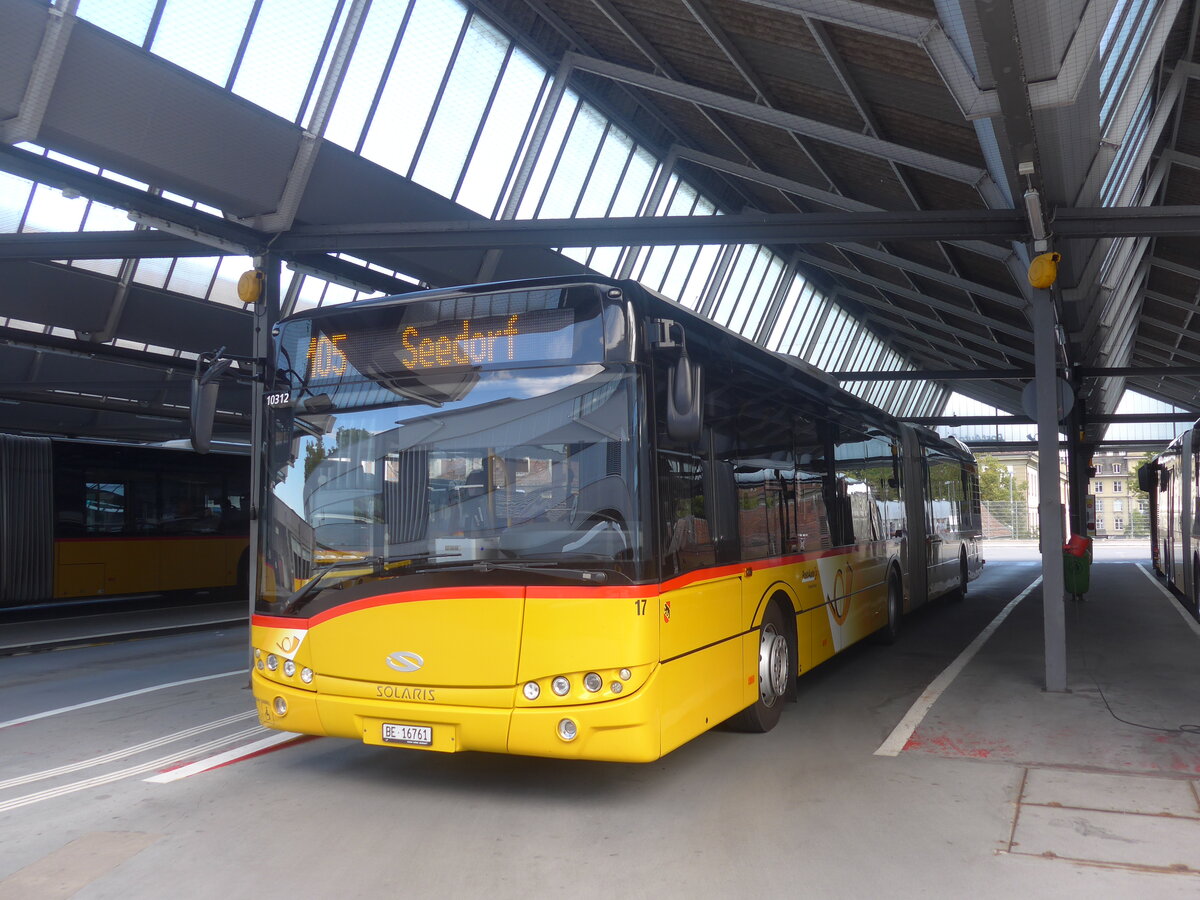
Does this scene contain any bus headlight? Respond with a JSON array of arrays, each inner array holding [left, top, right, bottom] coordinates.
[[300, 667, 313, 684], [583, 673, 602, 692], [551, 676, 570, 697], [283, 660, 296, 678], [266, 654, 279, 671], [557, 718, 578, 741], [523, 681, 541, 700]]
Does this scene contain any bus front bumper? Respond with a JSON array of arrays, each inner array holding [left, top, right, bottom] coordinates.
[[252, 668, 663, 763]]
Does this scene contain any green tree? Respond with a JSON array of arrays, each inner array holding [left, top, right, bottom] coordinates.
[[304, 436, 327, 481], [302, 426, 372, 480], [1124, 450, 1157, 538], [1125, 450, 1156, 499], [976, 454, 1027, 502]]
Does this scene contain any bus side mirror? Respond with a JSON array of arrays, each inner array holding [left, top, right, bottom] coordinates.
[[190, 357, 233, 454], [1137, 463, 1155, 493], [667, 354, 703, 443]]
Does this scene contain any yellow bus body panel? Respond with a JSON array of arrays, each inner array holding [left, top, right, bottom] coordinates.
[[517, 590, 659, 680], [54, 536, 245, 599], [306, 595, 525, 686], [250, 545, 894, 762]]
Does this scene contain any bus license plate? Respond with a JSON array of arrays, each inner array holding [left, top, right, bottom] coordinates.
[[382, 723, 433, 746]]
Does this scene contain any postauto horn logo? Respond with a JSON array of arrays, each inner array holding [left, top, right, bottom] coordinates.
[[386, 651, 425, 673]]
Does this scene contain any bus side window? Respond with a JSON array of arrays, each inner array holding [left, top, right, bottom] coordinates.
[[55, 464, 86, 538], [927, 457, 962, 534], [85, 480, 127, 535], [658, 453, 715, 576], [736, 469, 773, 560], [848, 483, 878, 542]]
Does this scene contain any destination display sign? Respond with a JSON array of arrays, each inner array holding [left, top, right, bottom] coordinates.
[[301, 306, 576, 385]]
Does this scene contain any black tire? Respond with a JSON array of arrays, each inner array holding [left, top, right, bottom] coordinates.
[[876, 571, 903, 645], [948, 551, 968, 603], [1192, 556, 1199, 613], [729, 602, 794, 733]]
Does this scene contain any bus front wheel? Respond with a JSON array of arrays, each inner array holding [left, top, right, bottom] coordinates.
[[730, 603, 793, 733]]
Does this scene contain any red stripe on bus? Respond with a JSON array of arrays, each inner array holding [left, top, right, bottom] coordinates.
[[251, 543, 884, 629], [525, 584, 657, 599], [660, 543, 872, 591], [306, 586, 526, 626], [55, 535, 245, 543]]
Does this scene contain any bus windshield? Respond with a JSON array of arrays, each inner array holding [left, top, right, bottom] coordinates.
[[261, 362, 644, 614]]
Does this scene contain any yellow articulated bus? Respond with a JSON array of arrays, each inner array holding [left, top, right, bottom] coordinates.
[[248, 276, 982, 762], [0, 435, 250, 609]]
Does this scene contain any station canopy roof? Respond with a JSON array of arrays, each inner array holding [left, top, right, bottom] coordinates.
[[2, 0, 1199, 445]]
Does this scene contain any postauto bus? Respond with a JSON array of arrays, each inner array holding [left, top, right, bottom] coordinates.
[[246, 276, 981, 762]]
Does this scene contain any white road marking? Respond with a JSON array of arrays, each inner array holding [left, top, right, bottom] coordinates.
[[0, 726, 265, 813], [1135, 563, 1200, 639], [144, 731, 306, 783], [0, 670, 243, 730], [874, 576, 1041, 757], [0, 711, 256, 790]]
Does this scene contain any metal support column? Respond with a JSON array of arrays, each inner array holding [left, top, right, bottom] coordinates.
[[1065, 394, 1093, 537], [247, 254, 281, 619], [1031, 289, 1067, 692]]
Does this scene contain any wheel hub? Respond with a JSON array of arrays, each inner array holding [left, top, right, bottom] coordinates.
[[758, 624, 789, 707]]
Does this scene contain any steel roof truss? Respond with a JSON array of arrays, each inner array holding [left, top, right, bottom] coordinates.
[[862, 310, 1028, 367], [563, 52, 992, 186], [802, 255, 1032, 339]]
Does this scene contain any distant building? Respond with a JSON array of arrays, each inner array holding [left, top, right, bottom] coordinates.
[[981, 450, 1055, 539], [1088, 450, 1149, 538]]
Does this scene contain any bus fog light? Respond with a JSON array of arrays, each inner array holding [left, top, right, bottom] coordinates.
[[523, 681, 541, 700], [283, 660, 296, 677], [266, 654, 279, 671], [611, 681, 623, 694], [551, 676, 570, 696], [557, 718, 578, 741], [619, 668, 631, 680], [273, 696, 288, 717], [583, 673, 602, 692], [300, 667, 313, 684]]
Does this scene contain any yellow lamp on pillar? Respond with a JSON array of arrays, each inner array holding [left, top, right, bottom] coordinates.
[[1027, 252, 1061, 289], [237, 269, 264, 303]]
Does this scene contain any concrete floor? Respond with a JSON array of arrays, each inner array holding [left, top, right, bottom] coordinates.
[[1, 541, 1198, 898]]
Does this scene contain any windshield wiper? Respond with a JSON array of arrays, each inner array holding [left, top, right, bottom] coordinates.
[[416, 559, 607, 584], [280, 554, 429, 613]]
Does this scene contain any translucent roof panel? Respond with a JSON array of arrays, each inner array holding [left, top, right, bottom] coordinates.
[[1102, 389, 1191, 443], [149, 0, 256, 87], [231, 0, 346, 122], [62, 0, 950, 419]]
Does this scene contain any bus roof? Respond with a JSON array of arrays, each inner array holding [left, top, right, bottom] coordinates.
[[283, 274, 971, 460]]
